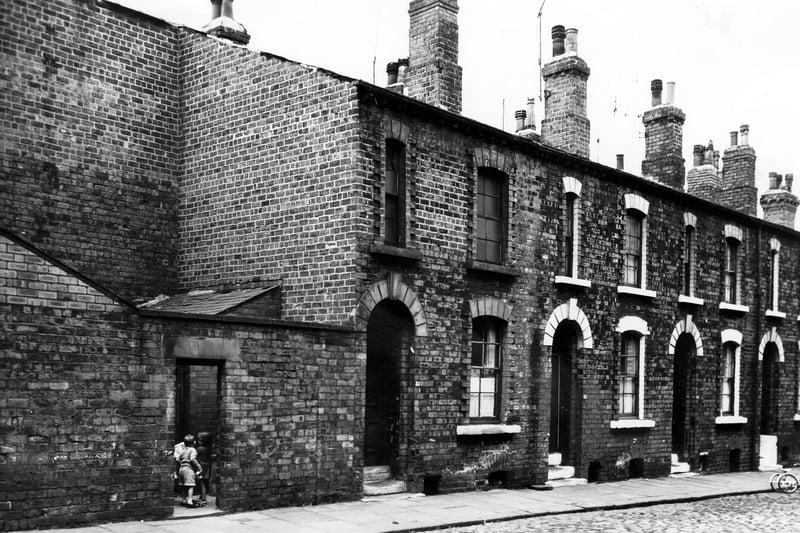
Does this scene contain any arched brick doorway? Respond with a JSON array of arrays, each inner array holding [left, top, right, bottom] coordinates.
[[671, 333, 696, 459]]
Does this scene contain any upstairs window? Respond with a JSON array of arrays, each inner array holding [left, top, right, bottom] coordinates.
[[683, 225, 694, 296], [470, 317, 504, 419], [565, 194, 575, 276], [769, 238, 781, 312], [477, 168, 508, 264], [623, 213, 643, 287], [384, 139, 406, 246], [723, 238, 739, 303]]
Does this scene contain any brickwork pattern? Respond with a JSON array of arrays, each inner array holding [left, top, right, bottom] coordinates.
[[721, 145, 757, 216], [177, 33, 364, 324], [0, 0, 180, 301], [641, 106, 686, 189], [541, 57, 591, 159]]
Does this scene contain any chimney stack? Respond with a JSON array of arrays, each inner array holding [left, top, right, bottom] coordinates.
[[203, 0, 250, 45], [760, 172, 798, 228], [406, 0, 463, 114], [541, 25, 591, 158], [687, 140, 721, 202], [616, 154, 625, 170], [720, 124, 757, 216], [641, 79, 685, 189]]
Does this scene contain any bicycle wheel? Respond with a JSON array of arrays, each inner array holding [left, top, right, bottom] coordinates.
[[770, 472, 784, 491], [777, 472, 798, 493]]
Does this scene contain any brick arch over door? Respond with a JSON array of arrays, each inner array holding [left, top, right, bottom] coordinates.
[[542, 298, 594, 349], [758, 327, 784, 362], [667, 314, 704, 356], [355, 272, 428, 337]]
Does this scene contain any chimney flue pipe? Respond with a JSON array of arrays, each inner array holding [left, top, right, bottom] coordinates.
[[651, 79, 663, 107], [221, 0, 234, 18], [565, 28, 578, 53], [740, 124, 749, 145], [616, 154, 624, 170], [552, 25, 566, 57], [693, 144, 704, 167], [515, 110, 527, 132], [210, 0, 222, 19], [665, 81, 675, 105], [386, 62, 399, 85]]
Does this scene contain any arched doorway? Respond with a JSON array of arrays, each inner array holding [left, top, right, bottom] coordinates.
[[549, 321, 580, 462], [761, 342, 780, 435], [365, 300, 414, 470], [671, 333, 695, 459]]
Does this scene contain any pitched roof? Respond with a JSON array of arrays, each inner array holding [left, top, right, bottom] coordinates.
[[138, 286, 278, 315]]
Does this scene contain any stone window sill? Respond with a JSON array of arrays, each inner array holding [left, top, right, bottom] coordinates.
[[369, 243, 422, 263], [719, 302, 749, 314], [456, 424, 521, 436], [554, 275, 591, 288], [715, 415, 748, 425], [794, 414, 800, 422], [766, 309, 786, 319], [466, 261, 521, 278], [678, 294, 705, 306], [610, 419, 655, 429], [617, 286, 657, 299]]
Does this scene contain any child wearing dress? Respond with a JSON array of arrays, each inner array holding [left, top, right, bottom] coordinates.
[[175, 434, 202, 507]]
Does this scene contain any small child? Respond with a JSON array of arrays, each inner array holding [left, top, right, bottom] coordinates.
[[195, 432, 213, 504], [175, 434, 202, 507]]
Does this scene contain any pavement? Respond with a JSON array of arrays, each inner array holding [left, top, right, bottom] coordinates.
[[12, 471, 775, 533]]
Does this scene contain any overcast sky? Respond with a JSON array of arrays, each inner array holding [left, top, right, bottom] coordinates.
[[116, 1, 800, 223]]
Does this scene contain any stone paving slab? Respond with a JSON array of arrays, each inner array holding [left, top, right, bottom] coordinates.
[[9, 472, 774, 533]]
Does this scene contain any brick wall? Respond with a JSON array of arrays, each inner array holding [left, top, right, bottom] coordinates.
[[177, 33, 365, 323], [0, 0, 180, 301], [0, 234, 174, 530]]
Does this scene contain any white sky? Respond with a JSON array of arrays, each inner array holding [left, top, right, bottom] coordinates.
[[116, 1, 800, 222]]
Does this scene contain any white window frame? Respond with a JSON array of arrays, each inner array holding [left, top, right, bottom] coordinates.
[[766, 238, 785, 318], [716, 329, 748, 424], [617, 194, 656, 299], [555, 177, 591, 288], [611, 316, 655, 428], [719, 225, 749, 313], [678, 212, 705, 306]]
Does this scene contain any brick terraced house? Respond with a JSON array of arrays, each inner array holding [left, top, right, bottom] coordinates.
[[2, 0, 800, 529]]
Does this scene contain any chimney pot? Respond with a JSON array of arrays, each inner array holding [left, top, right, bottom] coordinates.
[[650, 79, 663, 107], [565, 28, 578, 53], [786, 174, 794, 192], [210, 0, 222, 19], [665, 81, 675, 105], [386, 62, 399, 85], [768, 172, 781, 189], [552, 25, 566, 57], [526, 97, 536, 129], [693, 144, 704, 167], [515, 110, 527, 132], [616, 154, 625, 170], [221, 0, 234, 18], [729, 131, 738, 147], [739, 124, 749, 145]]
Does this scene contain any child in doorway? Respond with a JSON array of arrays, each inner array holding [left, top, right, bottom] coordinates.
[[195, 432, 213, 505], [175, 434, 203, 507]]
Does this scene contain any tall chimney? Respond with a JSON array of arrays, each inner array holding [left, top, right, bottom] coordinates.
[[541, 26, 591, 158], [720, 124, 757, 216], [203, 0, 250, 45], [641, 79, 685, 189], [406, 0, 463, 114], [687, 140, 721, 201], [760, 172, 798, 228]]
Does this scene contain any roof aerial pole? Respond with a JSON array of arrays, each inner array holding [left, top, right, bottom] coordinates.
[[537, 0, 547, 101]]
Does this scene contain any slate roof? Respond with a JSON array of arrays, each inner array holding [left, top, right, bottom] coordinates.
[[138, 286, 278, 315]]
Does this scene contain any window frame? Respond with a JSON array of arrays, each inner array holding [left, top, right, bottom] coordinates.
[[715, 329, 747, 424], [383, 139, 406, 247], [469, 316, 505, 421], [768, 238, 781, 313], [623, 212, 644, 287], [619, 332, 641, 417], [723, 237, 739, 304], [611, 316, 653, 428], [617, 194, 655, 298], [476, 168, 508, 265]]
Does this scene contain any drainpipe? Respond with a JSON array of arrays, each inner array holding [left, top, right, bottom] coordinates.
[[751, 227, 762, 470]]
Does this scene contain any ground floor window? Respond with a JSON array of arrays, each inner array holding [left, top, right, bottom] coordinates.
[[470, 317, 504, 419]]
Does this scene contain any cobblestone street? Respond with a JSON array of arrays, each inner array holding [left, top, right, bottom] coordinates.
[[436, 493, 800, 532]]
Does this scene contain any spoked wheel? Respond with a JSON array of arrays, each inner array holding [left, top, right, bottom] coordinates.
[[777, 472, 799, 493], [770, 472, 784, 491]]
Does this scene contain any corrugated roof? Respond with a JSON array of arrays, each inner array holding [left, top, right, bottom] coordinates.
[[138, 286, 277, 315]]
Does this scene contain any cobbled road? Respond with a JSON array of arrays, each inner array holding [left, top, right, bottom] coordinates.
[[436, 492, 799, 532]]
